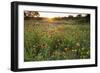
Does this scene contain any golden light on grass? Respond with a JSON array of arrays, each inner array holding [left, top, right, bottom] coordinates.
[[48, 18, 53, 23]]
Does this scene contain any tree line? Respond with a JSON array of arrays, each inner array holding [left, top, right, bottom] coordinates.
[[24, 11, 90, 22]]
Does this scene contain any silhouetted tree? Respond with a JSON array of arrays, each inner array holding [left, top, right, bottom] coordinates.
[[24, 11, 40, 17], [85, 14, 90, 18], [85, 14, 90, 22], [76, 14, 82, 18], [68, 15, 73, 18]]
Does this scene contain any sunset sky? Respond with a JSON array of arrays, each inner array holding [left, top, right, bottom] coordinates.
[[39, 11, 87, 18]]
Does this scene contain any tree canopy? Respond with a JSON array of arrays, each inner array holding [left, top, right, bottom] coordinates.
[[24, 11, 40, 17]]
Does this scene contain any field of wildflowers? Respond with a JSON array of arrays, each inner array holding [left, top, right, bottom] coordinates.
[[24, 18, 90, 61]]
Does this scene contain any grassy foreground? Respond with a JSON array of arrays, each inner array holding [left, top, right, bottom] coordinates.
[[24, 18, 90, 61]]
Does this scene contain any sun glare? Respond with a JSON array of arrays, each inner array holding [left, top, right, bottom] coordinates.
[[48, 18, 53, 23]]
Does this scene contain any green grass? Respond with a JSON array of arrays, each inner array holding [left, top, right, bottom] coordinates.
[[24, 19, 90, 61]]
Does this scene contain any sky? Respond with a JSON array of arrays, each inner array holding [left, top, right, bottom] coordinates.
[[38, 11, 87, 18]]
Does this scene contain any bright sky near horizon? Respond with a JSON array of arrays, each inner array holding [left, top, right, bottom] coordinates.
[[39, 11, 87, 18]]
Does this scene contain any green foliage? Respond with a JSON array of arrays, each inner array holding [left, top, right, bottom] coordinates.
[[24, 18, 90, 61]]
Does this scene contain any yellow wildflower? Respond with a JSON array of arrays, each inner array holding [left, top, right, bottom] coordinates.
[[64, 48, 68, 52], [76, 42, 80, 47]]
